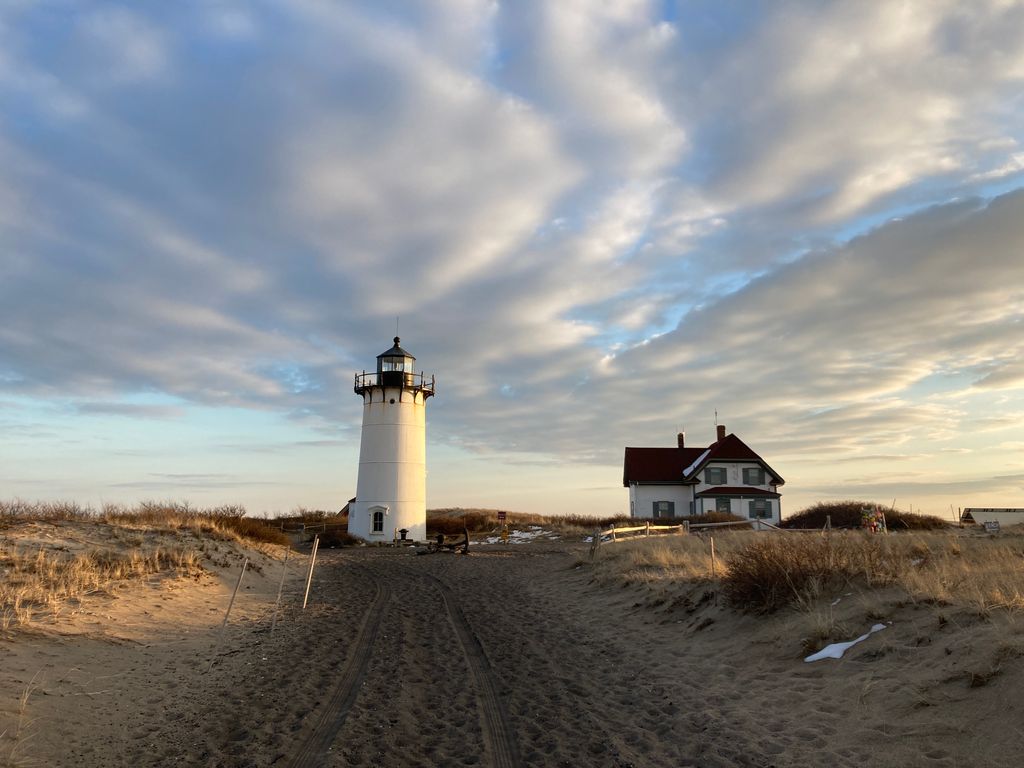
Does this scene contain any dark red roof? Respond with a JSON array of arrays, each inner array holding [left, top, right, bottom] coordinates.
[[623, 447, 706, 486], [703, 433, 762, 462], [696, 486, 781, 498], [624, 432, 785, 486]]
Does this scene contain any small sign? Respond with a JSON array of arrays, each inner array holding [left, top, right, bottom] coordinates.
[[497, 511, 506, 522], [984, 521, 1001, 534]]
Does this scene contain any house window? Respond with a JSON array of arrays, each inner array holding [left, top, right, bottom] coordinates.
[[372, 509, 385, 532], [743, 467, 766, 485], [748, 499, 771, 519], [705, 467, 727, 485], [653, 501, 675, 518], [715, 497, 731, 513]]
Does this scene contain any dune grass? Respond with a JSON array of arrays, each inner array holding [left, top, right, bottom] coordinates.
[[1, 499, 289, 546], [1, 546, 202, 630], [0, 499, 293, 632], [588, 529, 1024, 616]]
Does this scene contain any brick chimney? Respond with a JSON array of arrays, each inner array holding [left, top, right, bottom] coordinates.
[[716, 424, 726, 442], [677, 432, 685, 448]]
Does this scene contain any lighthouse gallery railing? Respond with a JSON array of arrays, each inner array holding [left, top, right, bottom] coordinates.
[[354, 371, 436, 395]]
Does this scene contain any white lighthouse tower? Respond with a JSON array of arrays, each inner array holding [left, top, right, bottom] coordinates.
[[349, 337, 435, 542]]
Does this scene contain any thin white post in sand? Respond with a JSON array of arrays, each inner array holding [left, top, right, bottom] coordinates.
[[270, 548, 290, 634], [302, 534, 320, 610], [645, 521, 650, 537], [208, 557, 248, 672], [709, 536, 717, 580], [610, 523, 616, 542]]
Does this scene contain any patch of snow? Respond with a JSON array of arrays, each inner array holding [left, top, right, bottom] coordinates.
[[475, 528, 557, 545], [683, 448, 711, 477]]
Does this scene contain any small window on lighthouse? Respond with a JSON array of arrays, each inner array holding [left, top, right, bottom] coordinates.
[[372, 509, 385, 532]]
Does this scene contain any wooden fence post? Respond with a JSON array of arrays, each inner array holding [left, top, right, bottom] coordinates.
[[610, 524, 616, 542], [302, 535, 320, 610], [589, 527, 601, 561], [710, 536, 717, 580], [645, 521, 650, 537]]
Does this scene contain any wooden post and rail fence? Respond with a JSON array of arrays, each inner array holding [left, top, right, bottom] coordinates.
[[588, 517, 786, 561]]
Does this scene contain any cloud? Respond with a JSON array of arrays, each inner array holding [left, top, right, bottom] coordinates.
[[76, 7, 170, 86], [75, 401, 185, 419], [806, 473, 1024, 498], [1, 2, 1023, 515], [442, 191, 1024, 468], [496, 0, 686, 176], [669, 1, 1024, 220], [109, 473, 285, 490]]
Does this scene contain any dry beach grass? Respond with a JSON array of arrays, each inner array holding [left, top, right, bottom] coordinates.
[[589, 528, 1024, 615], [1, 500, 288, 633]]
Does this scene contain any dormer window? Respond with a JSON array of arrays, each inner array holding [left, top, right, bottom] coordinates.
[[705, 467, 727, 485], [743, 467, 766, 485]]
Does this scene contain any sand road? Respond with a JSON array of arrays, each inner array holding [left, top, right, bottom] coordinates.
[[6, 541, 1021, 767]]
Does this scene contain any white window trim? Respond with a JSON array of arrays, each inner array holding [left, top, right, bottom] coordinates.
[[368, 505, 389, 534]]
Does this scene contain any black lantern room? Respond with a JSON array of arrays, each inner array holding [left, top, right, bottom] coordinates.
[[377, 336, 415, 387]]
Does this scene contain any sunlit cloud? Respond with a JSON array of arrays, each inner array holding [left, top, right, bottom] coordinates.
[[1, 0, 1023, 515]]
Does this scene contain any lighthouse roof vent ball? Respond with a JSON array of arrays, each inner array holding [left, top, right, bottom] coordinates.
[[377, 336, 415, 363]]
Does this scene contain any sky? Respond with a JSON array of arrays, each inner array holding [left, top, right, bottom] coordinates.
[[2, 0, 1024, 519]]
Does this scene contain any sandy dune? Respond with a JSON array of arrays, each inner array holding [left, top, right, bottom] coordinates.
[[3, 537, 1023, 767]]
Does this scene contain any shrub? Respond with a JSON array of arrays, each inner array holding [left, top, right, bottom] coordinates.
[[215, 515, 290, 546], [318, 527, 359, 548], [427, 510, 496, 536], [781, 501, 949, 531], [723, 534, 901, 612]]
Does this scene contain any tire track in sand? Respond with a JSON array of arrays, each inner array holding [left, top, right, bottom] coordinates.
[[429, 574, 523, 768], [288, 566, 391, 768]]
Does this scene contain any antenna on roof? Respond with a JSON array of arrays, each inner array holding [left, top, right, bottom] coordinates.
[[714, 409, 718, 427]]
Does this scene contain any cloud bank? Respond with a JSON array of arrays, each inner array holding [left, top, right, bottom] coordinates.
[[2, 0, 1023, 514]]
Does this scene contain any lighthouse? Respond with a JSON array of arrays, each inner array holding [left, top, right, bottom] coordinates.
[[349, 337, 435, 542]]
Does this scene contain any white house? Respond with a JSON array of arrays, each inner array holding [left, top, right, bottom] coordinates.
[[623, 425, 785, 525]]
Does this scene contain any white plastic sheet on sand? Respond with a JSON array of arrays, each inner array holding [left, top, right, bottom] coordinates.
[[804, 623, 887, 662]]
